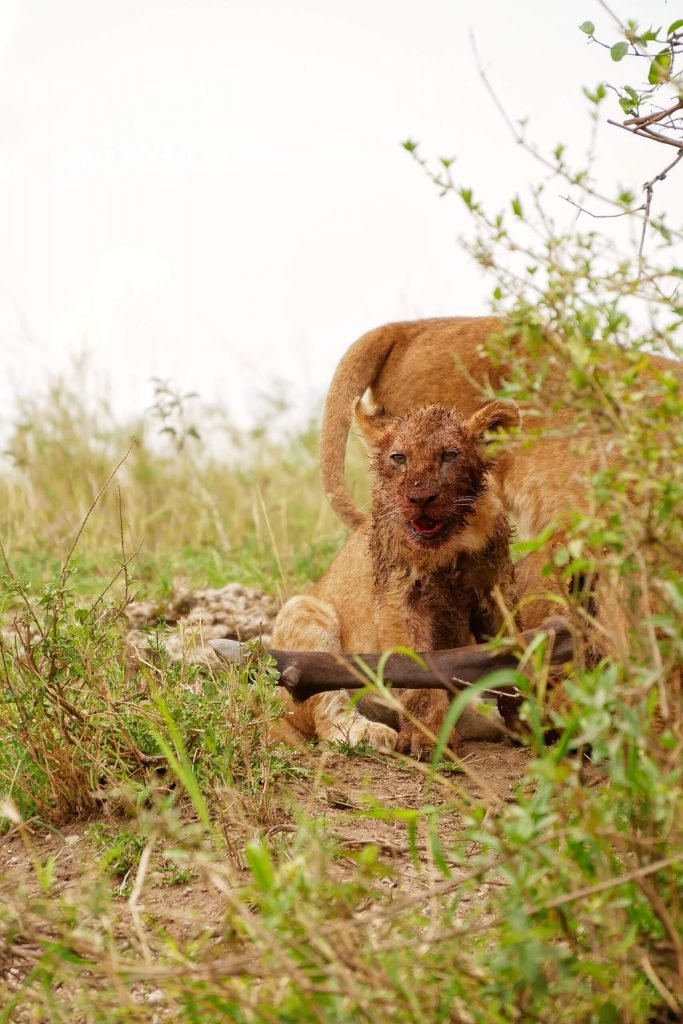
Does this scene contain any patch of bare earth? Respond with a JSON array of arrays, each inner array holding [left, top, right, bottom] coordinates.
[[1, 743, 532, 976], [2, 583, 604, 1003]]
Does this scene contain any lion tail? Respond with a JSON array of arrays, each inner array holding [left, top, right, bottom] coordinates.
[[320, 322, 406, 527]]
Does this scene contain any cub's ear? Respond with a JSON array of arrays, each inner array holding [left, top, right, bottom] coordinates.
[[466, 400, 520, 439], [353, 398, 392, 448]]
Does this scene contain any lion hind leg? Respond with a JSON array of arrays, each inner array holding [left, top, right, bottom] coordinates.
[[396, 689, 459, 760], [272, 595, 397, 752], [272, 594, 342, 653]]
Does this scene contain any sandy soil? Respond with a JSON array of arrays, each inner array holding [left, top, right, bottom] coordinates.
[[1, 741, 533, 950], [1, 584, 603, 1008]]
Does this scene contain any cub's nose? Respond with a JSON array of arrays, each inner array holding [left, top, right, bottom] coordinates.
[[408, 491, 437, 508]]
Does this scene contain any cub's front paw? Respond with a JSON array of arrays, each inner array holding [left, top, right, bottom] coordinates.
[[346, 718, 398, 753], [323, 717, 397, 752]]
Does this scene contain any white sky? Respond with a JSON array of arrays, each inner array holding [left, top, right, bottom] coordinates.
[[0, 0, 681, 432]]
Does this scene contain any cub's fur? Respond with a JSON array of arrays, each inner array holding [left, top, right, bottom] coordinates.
[[273, 401, 519, 755], [321, 316, 682, 534], [319, 317, 683, 638]]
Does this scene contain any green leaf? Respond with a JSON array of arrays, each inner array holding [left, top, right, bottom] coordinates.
[[401, 139, 418, 153], [636, 27, 660, 45], [648, 50, 672, 84], [610, 41, 629, 61], [407, 816, 420, 862], [429, 825, 452, 879], [37, 856, 56, 893], [41, 942, 94, 967], [149, 694, 213, 831], [658, 579, 683, 613], [584, 83, 607, 104], [512, 196, 523, 217], [667, 18, 683, 35], [579, 21, 594, 35], [553, 546, 570, 568], [245, 840, 276, 893]]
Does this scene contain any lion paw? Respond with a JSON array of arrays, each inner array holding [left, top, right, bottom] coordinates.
[[324, 717, 398, 752], [348, 718, 398, 752]]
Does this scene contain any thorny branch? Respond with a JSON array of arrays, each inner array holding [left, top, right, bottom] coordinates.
[[466, 19, 683, 265], [587, 4, 683, 249]]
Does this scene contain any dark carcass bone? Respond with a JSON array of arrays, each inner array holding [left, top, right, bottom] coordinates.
[[209, 617, 573, 705]]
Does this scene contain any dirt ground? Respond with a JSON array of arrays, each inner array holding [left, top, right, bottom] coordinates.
[[1, 741, 532, 949], [1, 584, 603, 1007]]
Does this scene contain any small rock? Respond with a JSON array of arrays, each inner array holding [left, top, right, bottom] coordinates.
[[126, 584, 276, 668]]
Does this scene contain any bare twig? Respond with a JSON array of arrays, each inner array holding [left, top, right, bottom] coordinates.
[[562, 195, 642, 219], [607, 118, 683, 151], [117, 482, 130, 603], [61, 442, 135, 575], [127, 838, 155, 964], [469, 31, 624, 212], [624, 98, 683, 129]]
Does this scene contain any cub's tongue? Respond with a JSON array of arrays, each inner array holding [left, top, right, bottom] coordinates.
[[411, 514, 445, 538]]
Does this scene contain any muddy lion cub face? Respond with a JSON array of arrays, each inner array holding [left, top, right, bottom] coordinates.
[[357, 400, 520, 565], [269, 397, 521, 755]]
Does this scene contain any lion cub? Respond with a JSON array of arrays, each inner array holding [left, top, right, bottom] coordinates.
[[273, 400, 520, 755]]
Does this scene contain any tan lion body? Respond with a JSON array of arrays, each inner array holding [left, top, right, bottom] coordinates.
[[319, 317, 683, 646], [320, 316, 682, 539], [273, 403, 518, 755]]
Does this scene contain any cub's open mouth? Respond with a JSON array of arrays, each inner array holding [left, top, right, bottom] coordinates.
[[409, 514, 451, 542]]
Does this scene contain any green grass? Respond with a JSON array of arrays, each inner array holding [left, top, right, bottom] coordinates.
[[0, 357, 682, 1023], [1, 371, 370, 607]]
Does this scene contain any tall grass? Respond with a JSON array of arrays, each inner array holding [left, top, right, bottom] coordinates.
[[1, 346, 682, 1021], [1, 370, 370, 602]]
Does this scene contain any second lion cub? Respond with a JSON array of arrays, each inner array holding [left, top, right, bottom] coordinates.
[[273, 401, 520, 756]]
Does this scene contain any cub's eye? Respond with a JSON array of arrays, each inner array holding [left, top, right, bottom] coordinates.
[[442, 450, 459, 463], [390, 453, 406, 465]]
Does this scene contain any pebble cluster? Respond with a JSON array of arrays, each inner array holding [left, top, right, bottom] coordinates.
[[125, 582, 276, 668]]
